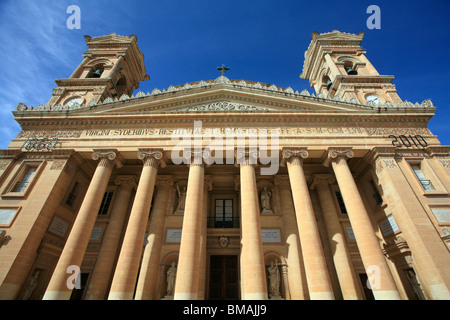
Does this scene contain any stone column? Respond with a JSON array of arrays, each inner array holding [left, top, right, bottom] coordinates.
[[324, 147, 401, 300], [310, 174, 363, 300], [43, 149, 123, 300], [274, 176, 308, 300], [134, 175, 174, 300], [237, 151, 268, 300], [84, 175, 137, 300], [174, 156, 205, 300], [108, 149, 164, 300], [281, 148, 335, 300], [370, 147, 450, 300], [198, 175, 212, 300]]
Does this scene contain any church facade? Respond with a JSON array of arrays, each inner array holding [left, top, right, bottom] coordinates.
[[0, 30, 449, 300]]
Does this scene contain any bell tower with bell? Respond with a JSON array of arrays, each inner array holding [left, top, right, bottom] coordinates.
[[300, 30, 402, 105], [45, 33, 149, 109]]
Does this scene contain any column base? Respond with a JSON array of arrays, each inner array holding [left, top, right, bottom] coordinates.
[[309, 291, 335, 300], [372, 290, 401, 300], [242, 292, 268, 300], [108, 292, 134, 300], [174, 292, 198, 300], [428, 283, 450, 300], [42, 290, 72, 300]]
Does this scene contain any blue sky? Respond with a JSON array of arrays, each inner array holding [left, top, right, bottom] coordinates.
[[0, 0, 449, 149]]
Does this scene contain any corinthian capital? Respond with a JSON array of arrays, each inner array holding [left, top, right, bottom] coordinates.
[[322, 147, 354, 167]]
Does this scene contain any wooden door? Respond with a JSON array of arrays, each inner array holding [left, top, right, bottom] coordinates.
[[209, 255, 239, 300]]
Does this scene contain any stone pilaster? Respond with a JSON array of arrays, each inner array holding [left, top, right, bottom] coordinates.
[[282, 147, 335, 300], [426, 146, 450, 185], [43, 149, 123, 300], [0, 149, 22, 181], [369, 147, 450, 300]]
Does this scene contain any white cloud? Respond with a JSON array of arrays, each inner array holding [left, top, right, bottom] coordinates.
[[0, 0, 80, 148]]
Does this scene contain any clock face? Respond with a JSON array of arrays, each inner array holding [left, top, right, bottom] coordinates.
[[366, 95, 382, 104]]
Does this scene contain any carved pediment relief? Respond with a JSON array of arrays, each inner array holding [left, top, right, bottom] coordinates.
[[170, 101, 273, 112]]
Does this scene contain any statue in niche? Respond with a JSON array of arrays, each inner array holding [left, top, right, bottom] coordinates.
[[174, 185, 187, 214], [267, 260, 281, 299], [165, 261, 177, 297], [260, 186, 273, 214], [21, 270, 40, 300]]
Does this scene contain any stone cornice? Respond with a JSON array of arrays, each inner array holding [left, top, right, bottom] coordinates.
[[54, 78, 112, 87], [13, 110, 433, 131], [426, 146, 450, 158], [0, 149, 22, 160]]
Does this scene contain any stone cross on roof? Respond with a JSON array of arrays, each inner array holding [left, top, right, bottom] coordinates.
[[217, 64, 229, 76]]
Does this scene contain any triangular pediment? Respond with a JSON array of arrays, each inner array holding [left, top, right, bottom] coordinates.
[[13, 77, 435, 118], [76, 80, 376, 115]]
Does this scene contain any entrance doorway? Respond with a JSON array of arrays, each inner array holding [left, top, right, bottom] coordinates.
[[209, 255, 239, 300]]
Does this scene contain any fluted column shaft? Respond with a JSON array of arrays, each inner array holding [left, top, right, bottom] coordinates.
[[174, 162, 205, 300], [134, 176, 174, 300], [239, 161, 267, 300], [275, 176, 308, 300], [108, 149, 163, 300], [84, 176, 136, 300], [43, 150, 121, 300], [283, 148, 335, 300], [311, 174, 363, 300], [326, 148, 401, 300]]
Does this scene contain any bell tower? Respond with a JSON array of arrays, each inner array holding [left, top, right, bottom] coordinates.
[[300, 30, 402, 105], [46, 33, 149, 109]]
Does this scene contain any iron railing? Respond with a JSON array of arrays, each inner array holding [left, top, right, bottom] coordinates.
[[207, 217, 240, 228]]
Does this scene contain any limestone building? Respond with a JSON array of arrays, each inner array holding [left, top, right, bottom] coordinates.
[[0, 30, 449, 300]]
